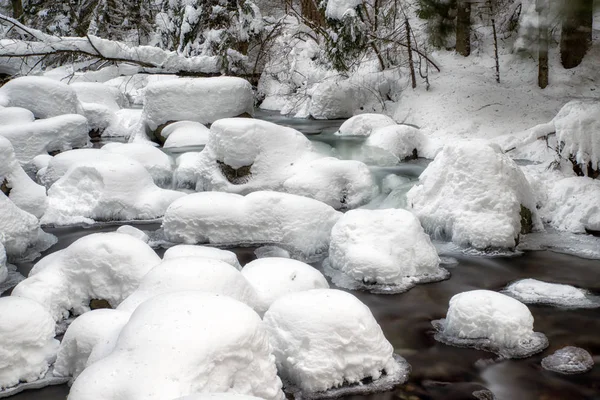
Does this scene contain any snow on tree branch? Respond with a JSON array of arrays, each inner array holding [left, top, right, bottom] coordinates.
[[0, 13, 221, 75]]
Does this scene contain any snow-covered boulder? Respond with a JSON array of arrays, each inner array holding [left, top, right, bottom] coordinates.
[[162, 191, 341, 261], [0, 76, 80, 119], [0, 243, 6, 284], [336, 113, 396, 136], [161, 121, 211, 148], [432, 290, 548, 358], [407, 141, 539, 249], [541, 177, 600, 233], [102, 143, 174, 187], [0, 297, 59, 390], [71, 82, 125, 110], [541, 346, 594, 375], [263, 289, 409, 395], [0, 114, 89, 164], [38, 149, 115, 187], [163, 245, 241, 270], [196, 118, 377, 209], [502, 279, 599, 308], [325, 209, 448, 293], [0, 136, 47, 218], [54, 309, 130, 381], [173, 151, 203, 190], [12, 232, 161, 322], [68, 292, 284, 400], [308, 79, 368, 120], [0, 192, 45, 256], [41, 153, 184, 225], [117, 257, 261, 313], [143, 77, 254, 131], [241, 258, 329, 311], [0, 107, 34, 125], [362, 125, 425, 165], [115, 225, 150, 243]]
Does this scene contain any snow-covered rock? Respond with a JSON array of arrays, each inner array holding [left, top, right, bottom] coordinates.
[[162, 191, 341, 261], [195, 118, 377, 209], [541, 346, 594, 375], [336, 113, 396, 137], [0, 243, 6, 284], [502, 279, 600, 308], [0, 76, 81, 119], [53, 309, 130, 381], [161, 121, 211, 148], [173, 152, 203, 190], [41, 153, 184, 225], [38, 149, 115, 187], [163, 245, 241, 270], [407, 141, 539, 249], [115, 225, 150, 243], [102, 143, 174, 187], [0, 192, 45, 256], [68, 292, 284, 400], [71, 82, 125, 110], [12, 232, 160, 322], [0, 114, 89, 164], [0, 297, 59, 390], [143, 77, 254, 131], [541, 177, 600, 233], [117, 257, 261, 313], [432, 290, 548, 358], [263, 289, 409, 395], [325, 209, 448, 293], [308, 79, 368, 120], [241, 258, 329, 311], [0, 136, 47, 218], [0, 107, 34, 125], [362, 125, 425, 165]]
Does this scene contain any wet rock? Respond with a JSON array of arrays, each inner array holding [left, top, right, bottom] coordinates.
[[217, 160, 252, 184], [89, 299, 112, 310], [541, 346, 594, 375], [520, 205, 533, 234]]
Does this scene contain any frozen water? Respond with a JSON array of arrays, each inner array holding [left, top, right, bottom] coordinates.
[[541, 346, 594, 375], [502, 279, 600, 308]]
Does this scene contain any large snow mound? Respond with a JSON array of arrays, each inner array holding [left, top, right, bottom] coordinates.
[[163, 245, 241, 270], [502, 279, 600, 308], [162, 121, 211, 148], [0, 192, 44, 257], [143, 77, 254, 131], [541, 346, 594, 375], [71, 82, 125, 110], [0, 76, 80, 119], [325, 209, 448, 294], [68, 292, 284, 400], [117, 257, 261, 313], [0, 136, 47, 218], [162, 191, 341, 261], [362, 125, 425, 166], [263, 289, 409, 395], [0, 107, 34, 125], [0, 114, 89, 164], [541, 177, 600, 233], [336, 113, 396, 137], [102, 143, 174, 187], [53, 309, 130, 381], [241, 258, 329, 311], [12, 232, 160, 322], [195, 118, 377, 209], [41, 153, 184, 225], [407, 141, 539, 249], [432, 290, 548, 358], [0, 297, 59, 390]]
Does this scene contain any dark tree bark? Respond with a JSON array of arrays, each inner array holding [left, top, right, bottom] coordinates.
[[560, 0, 594, 69], [11, 0, 22, 20], [300, 0, 325, 27], [406, 17, 417, 89], [537, 0, 548, 88], [456, 0, 471, 57]]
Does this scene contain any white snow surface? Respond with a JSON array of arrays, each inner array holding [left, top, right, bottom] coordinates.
[[0, 76, 81, 119], [326, 209, 446, 292], [162, 121, 211, 148], [0, 192, 43, 256], [162, 191, 341, 261], [195, 118, 377, 209], [0, 114, 89, 164], [163, 245, 241, 270], [337, 114, 396, 137], [0, 136, 47, 218], [502, 279, 599, 308], [143, 77, 254, 131], [101, 143, 174, 187], [115, 225, 150, 243], [0, 297, 59, 390], [174, 395, 263, 400], [241, 258, 329, 311], [541, 177, 600, 233], [407, 141, 539, 249], [173, 151, 203, 190], [263, 289, 402, 393], [41, 152, 184, 225], [362, 125, 426, 165], [0, 243, 6, 284], [71, 82, 125, 110], [12, 232, 161, 322], [117, 257, 261, 313], [68, 292, 284, 400], [53, 309, 130, 381], [0, 107, 34, 125], [433, 290, 548, 358], [325, 0, 362, 19]]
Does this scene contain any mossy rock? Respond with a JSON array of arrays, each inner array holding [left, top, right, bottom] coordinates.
[[1, 178, 10, 197], [403, 148, 419, 161], [89, 299, 112, 310], [520, 205, 533, 235], [217, 160, 252, 184]]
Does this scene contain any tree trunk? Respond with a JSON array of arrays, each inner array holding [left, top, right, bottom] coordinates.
[[560, 0, 593, 69], [537, 0, 548, 88], [300, 0, 325, 27], [406, 18, 417, 89], [11, 0, 22, 20], [456, 0, 471, 57]]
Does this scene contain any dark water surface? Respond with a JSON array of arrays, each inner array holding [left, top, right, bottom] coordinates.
[[8, 223, 600, 400]]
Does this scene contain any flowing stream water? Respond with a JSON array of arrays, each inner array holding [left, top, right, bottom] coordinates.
[[5, 112, 600, 400]]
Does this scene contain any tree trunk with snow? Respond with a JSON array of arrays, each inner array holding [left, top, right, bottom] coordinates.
[[537, 0, 548, 88], [560, 0, 594, 69], [456, 0, 471, 56]]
